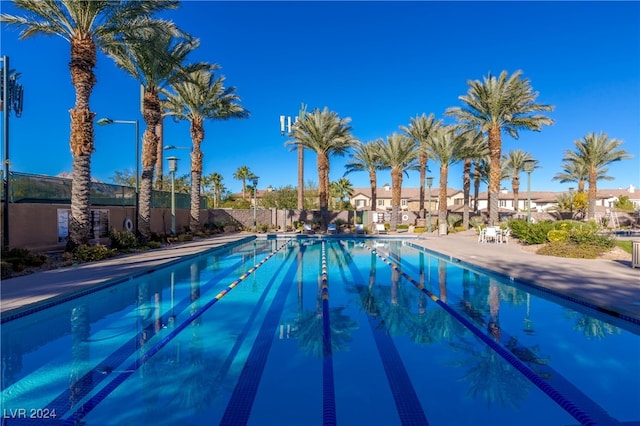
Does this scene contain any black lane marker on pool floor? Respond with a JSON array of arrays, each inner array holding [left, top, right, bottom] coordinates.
[[320, 242, 337, 426], [390, 245, 621, 426], [333, 242, 429, 426], [60, 239, 293, 426], [362, 243, 600, 426], [38, 257, 246, 422], [219, 242, 303, 426]]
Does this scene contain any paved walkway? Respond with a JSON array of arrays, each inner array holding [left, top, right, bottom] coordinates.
[[1, 231, 639, 323]]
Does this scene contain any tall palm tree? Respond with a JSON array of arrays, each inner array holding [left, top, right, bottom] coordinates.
[[285, 107, 357, 230], [563, 132, 631, 220], [106, 27, 206, 238], [344, 140, 383, 210], [553, 156, 614, 194], [446, 70, 554, 225], [1, 0, 178, 248], [164, 69, 249, 230], [233, 165, 252, 200], [377, 133, 418, 231], [399, 113, 441, 217], [456, 130, 486, 228], [424, 127, 469, 227], [503, 149, 536, 212]]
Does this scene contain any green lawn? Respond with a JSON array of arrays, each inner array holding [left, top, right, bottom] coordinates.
[[616, 240, 633, 254]]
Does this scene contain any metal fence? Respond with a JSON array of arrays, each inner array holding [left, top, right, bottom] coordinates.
[[1, 172, 205, 209]]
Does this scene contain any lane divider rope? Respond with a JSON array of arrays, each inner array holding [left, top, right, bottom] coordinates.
[[62, 238, 294, 425], [321, 241, 337, 426], [359, 242, 598, 426]]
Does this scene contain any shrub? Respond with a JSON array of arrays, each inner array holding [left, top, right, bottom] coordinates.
[[397, 224, 409, 230], [509, 219, 555, 244], [74, 244, 116, 262], [537, 242, 610, 259], [547, 229, 569, 243], [447, 213, 462, 229], [2, 248, 47, 271], [146, 241, 162, 249], [414, 227, 425, 233], [109, 229, 138, 251], [177, 234, 193, 242]]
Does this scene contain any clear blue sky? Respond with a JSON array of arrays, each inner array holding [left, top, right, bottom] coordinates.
[[1, 1, 639, 195]]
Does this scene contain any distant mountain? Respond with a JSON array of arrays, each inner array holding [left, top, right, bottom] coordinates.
[[56, 171, 103, 183]]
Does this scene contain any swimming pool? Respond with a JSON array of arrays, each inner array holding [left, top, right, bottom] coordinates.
[[2, 236, 639, 425]]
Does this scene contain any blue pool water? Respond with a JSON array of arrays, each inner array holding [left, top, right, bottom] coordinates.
[[1, 236, 639, 425]]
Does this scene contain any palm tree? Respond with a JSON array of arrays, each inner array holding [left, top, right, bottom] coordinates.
[[202, 171, 224, 208], [377, 133, 418, 231], [424, 127, 469, 227], [285, 107, 357, 230], [164, 68, 249, 231], [233, 165, 252, 200], [503, 149, 536, 212], [563, 132, 631, 220], [552, 159, 590, 193], [1, 1, 178, 248], [330, 177, 354, 210], [400, 113, 441, 217], [446, 70, 554, 225], [105, 25, 204, 238], [344, 140, 383, 211], [457, 130, 487, 228]]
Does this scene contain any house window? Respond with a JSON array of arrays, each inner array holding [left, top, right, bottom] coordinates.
[[454, 198, 463, 206], [499, 200, 507, 207], [401, 199, 407, 207], [356, 199, 366, 207], [378, 199, 385, 206]]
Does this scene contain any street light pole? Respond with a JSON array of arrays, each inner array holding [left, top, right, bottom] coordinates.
[[97, 118, 139, 234], [280, 103, 307, 210], [167, 156, 179, 235], [523, 159, 535, 224], [1, 56, 24, 249], [426, 176, 433, 233]]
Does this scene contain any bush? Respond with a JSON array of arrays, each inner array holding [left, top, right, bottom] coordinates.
[[509, 219, 555, 244], [110, 229, 138, 251], [547, 229, 569, 243], [74, 244, 116, 262], [414, 227, 425, 233], [537, 242, 610, 259], [447, 213, 462, 229], [146, 241, 162, 249], [2, 248, 47, 273]]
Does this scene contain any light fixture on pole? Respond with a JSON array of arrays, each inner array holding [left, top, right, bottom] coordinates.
[[568, 187, 575, 218], [280, 103, 307, 210], [167, 156, 179, 235], [251, 175, 259, 231], [97, 117, 139, 233], [523, 159, 535, 224], [1, 56, 24, 249], [426, 176, 433, 233]]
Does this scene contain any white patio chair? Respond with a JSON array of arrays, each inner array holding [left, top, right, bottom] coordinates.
[[355, 224, 365, 235], [376, 223, 388, 234], [327, 223, 337, 234], [484, 226, 498, 243], [501, 228, 510, 244]]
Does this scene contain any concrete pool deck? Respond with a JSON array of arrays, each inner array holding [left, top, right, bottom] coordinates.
[[1, 231, 639, 323]]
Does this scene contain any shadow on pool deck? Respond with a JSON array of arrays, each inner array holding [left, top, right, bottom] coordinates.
[[1, 230, 639, 323]]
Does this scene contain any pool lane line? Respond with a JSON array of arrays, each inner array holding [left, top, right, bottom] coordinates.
[[361, 243, 600, 426], [388, 248, 623, 425], [320, 242, 338, 426], [35, 255, 249, 422], [61, 238, 294, 426], [332, 242, 430, 426], [219, 240, 306, 426]]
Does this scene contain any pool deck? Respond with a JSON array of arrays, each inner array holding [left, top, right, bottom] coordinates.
[[1, 231, 639, 323]]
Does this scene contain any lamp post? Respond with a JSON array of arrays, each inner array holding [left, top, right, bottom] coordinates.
[[426, 176, 433, 233], [523, 159, 535, 224], [280, 103, 307, 210], [568, 187, 574, 219], [251, 175, 259, 231], [1, 56, 24, 249], [97, 118, 139, 233], [167, 156, 179, 235]]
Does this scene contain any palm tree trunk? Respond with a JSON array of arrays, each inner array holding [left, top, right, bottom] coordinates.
[[588, 167, 597, 220], [298, 143, 304, 210], [139, 90, 162, 239], [317, 152, 329, 230], [463, 159, 471, 229], [438, 165, 448, 227], [390, 168, 402, 231], [369, 170, 377, 210], [190, 121, 205, 231], [512, 176, 520, 211], [473, 161, 480, 215], [155, 120, 164, 190], [68, 37, 97, 249], [488, 127, 502, 225]]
